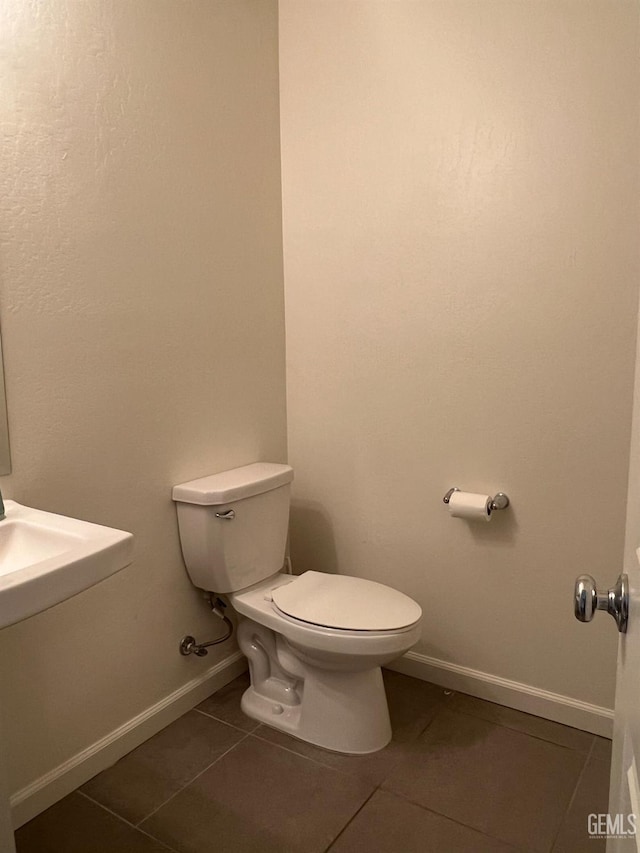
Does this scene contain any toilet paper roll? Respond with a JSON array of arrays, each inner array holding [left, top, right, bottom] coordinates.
[[447, 490, 492, 522]]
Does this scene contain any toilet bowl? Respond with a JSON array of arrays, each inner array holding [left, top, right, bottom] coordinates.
[[173, 462, 422, 754], [232, 570, 421, 753]]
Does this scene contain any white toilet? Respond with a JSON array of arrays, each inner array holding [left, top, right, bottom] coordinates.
[[173, 462, 422, 754]]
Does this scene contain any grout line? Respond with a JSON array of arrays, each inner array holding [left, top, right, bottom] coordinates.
[[380, 787, 533, 851], [547, 736, 596, 852], [323, 787, 379, 852], [135, 823, 183, 853], [193, 706, 260, 734], [444, 703, 596, 753], [246, 727, 422, 794], [413, 702, 447, 739], [135, 731, 253, 827], [77, 790, 181, 853], [247, 729, 385, 781]]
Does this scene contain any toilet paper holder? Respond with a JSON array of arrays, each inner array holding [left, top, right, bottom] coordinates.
[[443, 488, 510, 511]]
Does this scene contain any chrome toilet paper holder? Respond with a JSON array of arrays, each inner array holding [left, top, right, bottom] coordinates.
[[442, 487, 510, 511]]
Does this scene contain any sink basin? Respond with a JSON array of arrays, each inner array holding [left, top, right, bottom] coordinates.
[[0, 500, 133, 629]]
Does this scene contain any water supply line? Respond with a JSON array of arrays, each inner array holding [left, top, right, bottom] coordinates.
[[180, 593, 234, 657]]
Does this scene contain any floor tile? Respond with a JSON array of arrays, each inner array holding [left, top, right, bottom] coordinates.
[[196, 671, 259, 732], [250, 669, 446, 786], [81, 711, 245, 824], [329, 789, 520, 852], [15, 792, 171, 853], [383, 709, 586, 852], [552, 756, 612, 852], [141, 735, 374, 853], [382, 669, 449, 742], [253, 724, 413, 787], [449, 693, 594, 752]]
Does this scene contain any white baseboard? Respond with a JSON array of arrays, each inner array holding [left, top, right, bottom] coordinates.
[[387, 651, 613, 739], [10, 651, 247, 829]]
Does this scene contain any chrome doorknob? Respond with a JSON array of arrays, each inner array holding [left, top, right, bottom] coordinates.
[[574, 573, 629, 634]]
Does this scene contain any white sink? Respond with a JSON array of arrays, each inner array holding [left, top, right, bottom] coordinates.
[[0, 500, 133, 629]]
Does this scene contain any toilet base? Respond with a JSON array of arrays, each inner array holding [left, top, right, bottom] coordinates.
[[240, 665, 392, 755]]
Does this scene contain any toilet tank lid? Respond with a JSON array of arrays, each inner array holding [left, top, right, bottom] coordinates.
[[172, 462, 293, 505]]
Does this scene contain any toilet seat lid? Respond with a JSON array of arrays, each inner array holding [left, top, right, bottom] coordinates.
[[271, 571, 422, 631]]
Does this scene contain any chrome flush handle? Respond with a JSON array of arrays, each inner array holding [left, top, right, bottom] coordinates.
[[215, 509, 235, 520]]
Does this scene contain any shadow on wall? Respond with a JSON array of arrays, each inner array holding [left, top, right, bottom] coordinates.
[[289, 499, 338, 575]]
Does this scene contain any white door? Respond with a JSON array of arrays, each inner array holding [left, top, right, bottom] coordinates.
[[588, 316, 640, 853], [607, 543, 640, 852]]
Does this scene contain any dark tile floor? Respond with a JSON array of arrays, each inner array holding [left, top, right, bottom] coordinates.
[[15, 670, 611, 853]]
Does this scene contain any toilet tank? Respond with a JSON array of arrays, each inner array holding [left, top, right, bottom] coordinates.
[[172, 463, 294, 593]]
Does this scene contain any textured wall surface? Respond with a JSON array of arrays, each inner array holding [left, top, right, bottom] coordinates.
[[0, 0, 285, 792], [280, 0, 639, 709]]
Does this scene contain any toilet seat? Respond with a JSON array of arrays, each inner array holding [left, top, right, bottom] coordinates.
[[231, 571, 421, 658], [271, 571, 422, 632]]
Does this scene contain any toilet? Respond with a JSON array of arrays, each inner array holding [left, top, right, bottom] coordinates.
[[173, 462, 422, 754]]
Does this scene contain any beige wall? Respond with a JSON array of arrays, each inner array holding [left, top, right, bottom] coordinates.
[[0, 0, 285, 792], [1, 0, 637, 801], [280, 1, 639, 709]]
